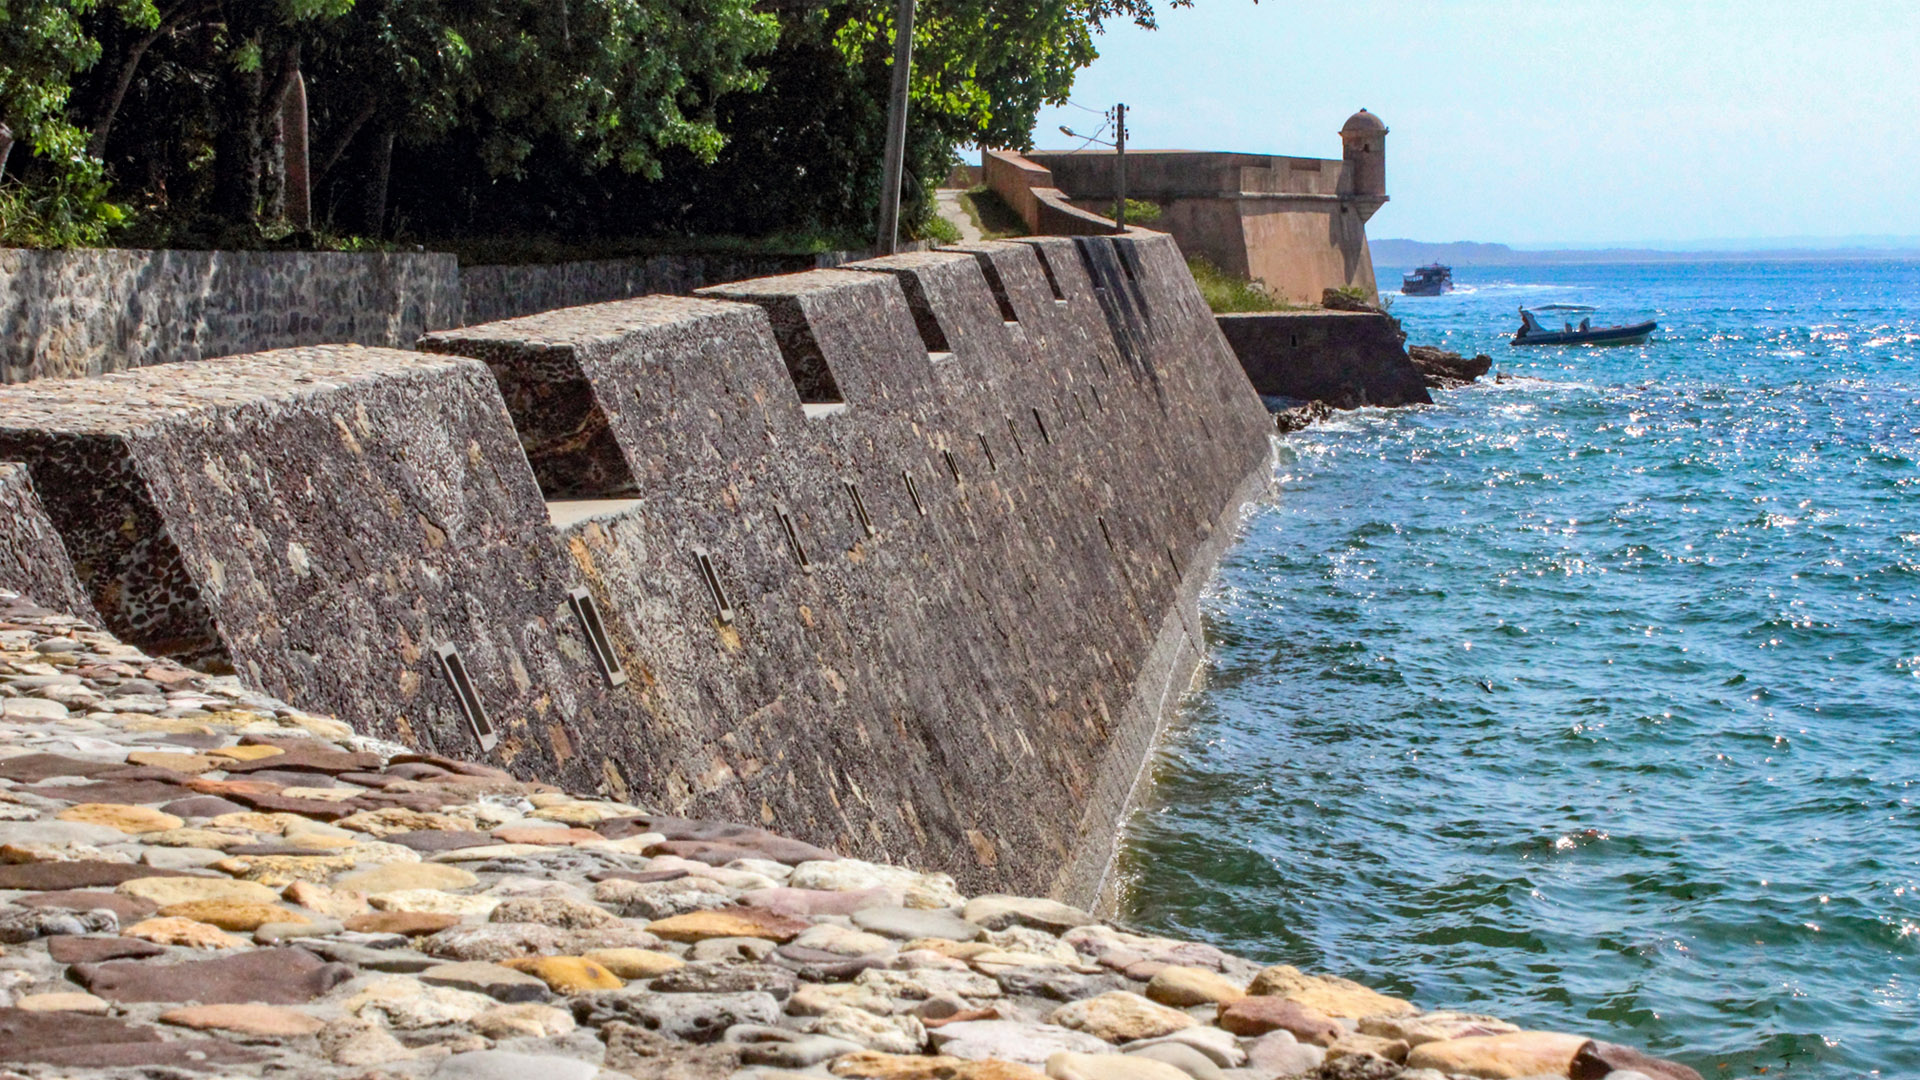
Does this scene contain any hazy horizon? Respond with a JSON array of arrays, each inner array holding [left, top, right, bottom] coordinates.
[[1029, 1, 1920, 246]]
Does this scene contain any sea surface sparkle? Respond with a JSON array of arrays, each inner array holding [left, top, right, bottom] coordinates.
[[1123, 259, 1920, 1077]]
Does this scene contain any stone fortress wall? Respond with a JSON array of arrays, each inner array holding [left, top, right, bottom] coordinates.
[[991, 110, 1392, 305], [0, 230, 1276, 908], [0, 245, 932, 384]]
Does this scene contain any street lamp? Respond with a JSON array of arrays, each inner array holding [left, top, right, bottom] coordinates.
[[1057, 104, 1128, 231]]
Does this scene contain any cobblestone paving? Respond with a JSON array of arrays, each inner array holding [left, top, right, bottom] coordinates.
[[0, 590, 1696, 1080]]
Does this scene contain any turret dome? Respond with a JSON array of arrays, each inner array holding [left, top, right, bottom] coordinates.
[[1341, 109, 1387, 135]]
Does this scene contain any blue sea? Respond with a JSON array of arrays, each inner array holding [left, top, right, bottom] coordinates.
[[1123, 260, 1920, 1077]]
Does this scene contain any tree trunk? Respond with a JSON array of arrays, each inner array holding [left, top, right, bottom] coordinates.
[[88, 2, 216, 161], [315, 95, 376, 181], [211, 50, 264, 225], [282, 69, 311, 232], [364, 128, 394, 237], [0, 123, 12, 184]]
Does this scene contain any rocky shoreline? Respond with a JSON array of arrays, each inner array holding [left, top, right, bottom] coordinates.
[[0, 588, 1700, 1080]]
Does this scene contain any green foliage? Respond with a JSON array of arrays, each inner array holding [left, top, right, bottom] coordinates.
[[1188, 255, 1285, 314], [918, 208, 960, 244], [3, 0, 1202, 248], [0, 154, 123, 244], [1119, 197, 1160, 224]]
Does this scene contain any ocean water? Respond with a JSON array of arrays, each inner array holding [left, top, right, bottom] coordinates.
[[1121, 260, 1920, 1077]]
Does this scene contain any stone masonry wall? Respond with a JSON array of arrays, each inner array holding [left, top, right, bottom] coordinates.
[[0, 462, 99, 623], [0, 347, 635, 784], [1216, 310, 1430, 408], [0, 249, 460, 383], [421, 231, 1274, 903], [0, 232, 1272, 905]]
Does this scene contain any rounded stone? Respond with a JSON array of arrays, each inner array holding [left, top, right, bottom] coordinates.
[[1045, 1051, 1191, 1080], [158, 899, 307, 932], [1217, 996, 1342, 1045], [56, 803, 184, 834], [117, 876, 280, 907], [15, 992, 111, 1014], [498, 955, 624, 993], [159, 1003, 328, 1037], [1404, 1031, 1590, 1078], [336, 862, 478, 895], [121, 916, 249, 949], [1144, 966, 1244, 1007], [584, 947, 685, 979], [1048, 992, 1197, 1043]]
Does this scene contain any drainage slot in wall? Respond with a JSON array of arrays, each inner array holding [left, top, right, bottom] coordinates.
[[566, 588, 628, 687], [693, 547, 734, 623], [1029, 244, 1069, 302], [1116, 242, 1141, 281], [943, 449, 962, 484], [969, 253, 1021, 322], [846, 481, 876, 535], [904, 470, 926, 516], [1032, 406, 1052, 445], [1075, 393, 1089, 423], [978, 433, 998, 472], [1091, 385, 1105, 412], [1165, 543, 1180, 574], [1006, 416, 1026, 456], [1098, 516, 1115, 552], [433, 645, 496, 752], [776, 501, 811, 573]]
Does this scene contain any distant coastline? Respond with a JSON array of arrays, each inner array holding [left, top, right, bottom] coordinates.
[[1374, 237, 1920, 267]]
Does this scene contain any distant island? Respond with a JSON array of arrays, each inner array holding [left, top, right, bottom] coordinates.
[[1373, 238, 1920, 267]]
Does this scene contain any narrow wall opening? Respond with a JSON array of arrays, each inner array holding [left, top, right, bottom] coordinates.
[[966, 252, 1022, 323]]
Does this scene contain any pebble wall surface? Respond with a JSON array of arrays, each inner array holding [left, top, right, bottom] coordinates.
[[0, 587, 1701, 1080]]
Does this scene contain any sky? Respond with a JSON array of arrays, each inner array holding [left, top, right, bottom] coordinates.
[[1026, 0, 1920, 247]]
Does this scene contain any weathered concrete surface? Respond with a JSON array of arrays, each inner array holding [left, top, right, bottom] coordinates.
[[423, 232, 1274, 904], [0, 463, 99, 623], [0, 249, 459, 383], [0, 346, 627, 780], [1217, 310, 1432, 408]]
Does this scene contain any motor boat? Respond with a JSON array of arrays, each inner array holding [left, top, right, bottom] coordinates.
[[1512, 307, 1655, 346], [1401, 264, 1453, 296]]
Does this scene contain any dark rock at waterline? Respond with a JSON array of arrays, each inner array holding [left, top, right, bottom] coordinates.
[[1571, 1040, 1704, 1080], [1274, 400, 1336, 433], [1409, 345, 1492, 389]]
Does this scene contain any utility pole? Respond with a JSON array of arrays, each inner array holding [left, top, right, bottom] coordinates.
[[1113, 103, 1127, 232], [875, 0, 917, 255]]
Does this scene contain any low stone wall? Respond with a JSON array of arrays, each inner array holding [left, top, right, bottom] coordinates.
[[1217, 310, 1431, 408], [460, 253, 819, 326], [0, 248, 460, 383], [982, 150, 1120, 237], [0, 463, 98, 623]]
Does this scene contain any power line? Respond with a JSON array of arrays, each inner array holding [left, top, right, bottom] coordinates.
[[1063, 99, 1109, 116]]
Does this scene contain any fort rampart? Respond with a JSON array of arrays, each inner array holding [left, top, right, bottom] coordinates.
[[0, 245, 931, 384], [0, 231, 1274, 907]]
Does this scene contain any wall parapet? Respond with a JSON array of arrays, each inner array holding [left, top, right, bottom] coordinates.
[[982, 149, 1120, 237], [0, 248, 459, 383]]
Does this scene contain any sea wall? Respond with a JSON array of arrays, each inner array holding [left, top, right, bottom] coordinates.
[[0, 231, 1274, 905], [1217, 310, 1430, 407], [0, 463, 98, 623], [0, 248, 460, 383]]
